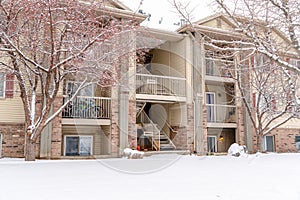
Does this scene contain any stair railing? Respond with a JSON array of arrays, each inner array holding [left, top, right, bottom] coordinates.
[[136, 102, 147, 118], [139, 110, 161, 150], [154, 118, 177, 150]]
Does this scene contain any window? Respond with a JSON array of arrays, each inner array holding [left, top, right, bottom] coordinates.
[[207, 136, 217, 153], [263, 135, 275, 152], [66, 82, 94, 97], [64, 135, 93, 156], [290, 59, 300, 69], [254, 54, 269, 68], [0, 73, 5, 98], [205, 53, 214, 76], [206, 92, 216, 122], [295, 136, 300, 151]]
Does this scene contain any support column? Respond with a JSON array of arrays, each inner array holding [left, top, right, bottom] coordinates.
[[193, 35, 205, 155]]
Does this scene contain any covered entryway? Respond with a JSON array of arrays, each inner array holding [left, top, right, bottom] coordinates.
[[136, 102, 183, 151], [207, 128, 236, 153]]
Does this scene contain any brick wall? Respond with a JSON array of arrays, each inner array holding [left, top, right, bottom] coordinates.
[[110, 93, 120, 155], [0, 123, 25, 158], [236, 106, 246, 146], [172, 103, 194, 151], [128, 99, 137, 149], [269, 128, 300, 153], [50, 97, 62, 158]]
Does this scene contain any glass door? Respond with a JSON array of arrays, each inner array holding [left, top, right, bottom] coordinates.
[[206, 92, 216, 122], [207, 136, 217, 153]]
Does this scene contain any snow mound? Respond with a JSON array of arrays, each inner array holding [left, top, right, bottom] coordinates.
[[123, 148, 144, 159], [227, 143, 248, 157]]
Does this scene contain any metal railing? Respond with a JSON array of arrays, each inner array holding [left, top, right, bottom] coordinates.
[[137, 110, 161, 150], [136, 74, 186, 97], [205, 58, 235, 78], [62, 96, 111, 119], [206, 104, 236, 123]]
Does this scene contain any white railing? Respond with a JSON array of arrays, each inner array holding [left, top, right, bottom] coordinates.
[[206, 104, 236, 123], [62, 96, 111, 119], [136, 74, 186, 97], [137, 110, 161, 150]]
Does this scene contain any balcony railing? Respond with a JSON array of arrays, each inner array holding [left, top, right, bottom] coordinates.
[[206, 104, 236, 123], [205, 58, 234, 78], [62, 96, 111, 119], [136, 74, 186, 97]]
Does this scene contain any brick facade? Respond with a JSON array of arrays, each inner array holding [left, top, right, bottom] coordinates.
[[128, 99, 137, 149], [0, 123, 25, 158]]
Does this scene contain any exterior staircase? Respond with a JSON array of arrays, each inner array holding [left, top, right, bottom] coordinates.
[[137, 110, 176, 151]]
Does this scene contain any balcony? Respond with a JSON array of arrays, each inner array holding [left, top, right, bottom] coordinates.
[[136, 74, 186, 99], [62, 96, 111, 119], [205, 58, 235, 79], [206, 104, 236, 126]]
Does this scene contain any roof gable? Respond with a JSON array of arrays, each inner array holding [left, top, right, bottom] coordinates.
[[195, 13, 237, 31]]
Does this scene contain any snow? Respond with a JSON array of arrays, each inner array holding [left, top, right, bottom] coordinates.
[[1, 153, 300, 200], [227, 143, 248, 157]]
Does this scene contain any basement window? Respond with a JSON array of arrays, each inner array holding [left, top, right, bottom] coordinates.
[[64, 135, 93, 156]]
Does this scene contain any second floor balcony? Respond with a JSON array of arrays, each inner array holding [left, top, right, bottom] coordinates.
[[136, 73, 186, 98], [205, 58, 235, 79], [206, 104, 236, 124], [62, 96, 111, 119]]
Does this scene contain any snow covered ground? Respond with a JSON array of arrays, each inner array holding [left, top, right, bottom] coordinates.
[[1, 153, 300, 200]]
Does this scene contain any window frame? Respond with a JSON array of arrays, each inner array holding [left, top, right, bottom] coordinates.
[[64, 135, 93, 156], [0, 72, 6, 98]]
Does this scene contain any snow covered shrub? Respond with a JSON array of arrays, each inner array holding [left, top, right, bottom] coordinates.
[[228, 143, 248, 157]]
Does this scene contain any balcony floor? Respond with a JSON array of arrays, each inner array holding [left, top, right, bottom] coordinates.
[[136, 94, 186, 102], [62, 118, 111, 126]]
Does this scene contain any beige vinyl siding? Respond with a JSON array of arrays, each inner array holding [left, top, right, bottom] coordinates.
[[151, 40, 186, 78], [0, 98, 25, 123], [169, 103, 187, 127], [201, 18, 234, 31]]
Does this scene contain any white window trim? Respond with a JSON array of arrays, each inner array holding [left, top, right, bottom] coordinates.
[[290, 59, 300, 69], [206, 92, 216, 122], [0, 72, 6, 98], [263, 135, 275, 152], [208, 135, 217, 153], [63, 135, 93, 156]]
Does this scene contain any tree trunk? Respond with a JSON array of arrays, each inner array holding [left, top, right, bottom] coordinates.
[[256, 134, 263, 152], [25, 134, 36, 161]]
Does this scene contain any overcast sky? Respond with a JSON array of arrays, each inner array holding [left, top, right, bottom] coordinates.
[[120, 0, 215, 30]]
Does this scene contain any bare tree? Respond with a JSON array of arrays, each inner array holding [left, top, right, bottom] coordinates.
[[213, 0, 300, 69], [238, 53, 299, 151], [172, 0, 300, 152], [213, 0, 300, 151], [0, 0, 141, 161]]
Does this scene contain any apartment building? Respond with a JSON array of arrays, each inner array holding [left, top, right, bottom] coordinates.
[[0, 7, 299, 159], [177, 13, 300, 153]]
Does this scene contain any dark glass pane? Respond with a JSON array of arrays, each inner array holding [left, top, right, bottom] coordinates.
[[65, 137, 79, 156]]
